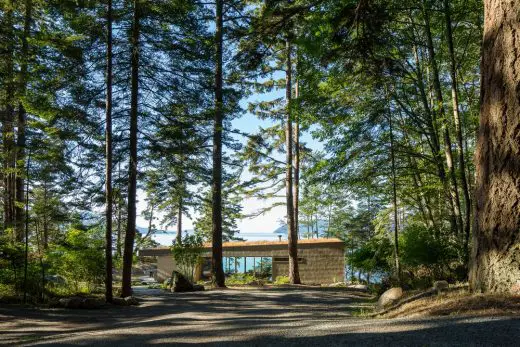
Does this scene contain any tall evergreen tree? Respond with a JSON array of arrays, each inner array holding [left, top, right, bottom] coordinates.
[[104, 0, 114, 303], [470, 0, 520, 294], [212, 0, 225, 288], [121, 0, 141, 298]]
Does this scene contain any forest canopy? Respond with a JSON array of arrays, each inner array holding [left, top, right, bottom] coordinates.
[[1, 0, 517, 301]]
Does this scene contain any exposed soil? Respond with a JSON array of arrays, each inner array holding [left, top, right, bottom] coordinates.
[[1, 286, 519, 346]]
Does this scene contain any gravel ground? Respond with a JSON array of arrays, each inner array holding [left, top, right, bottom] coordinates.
[[1, 287, 518, 346]]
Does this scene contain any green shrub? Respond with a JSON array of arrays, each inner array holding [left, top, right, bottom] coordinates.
[[400, 223, 460, 277], [162, 278, 172, 289], [0, 283, 16, 297], [350, 237, 393, 275], [225, 273, 261, 285], [47, 226, 105, 293], [273, 275, 290, 285], [171, 234, 204, 282]]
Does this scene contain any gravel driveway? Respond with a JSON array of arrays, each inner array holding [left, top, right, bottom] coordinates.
[[1, 287, 518, 346]]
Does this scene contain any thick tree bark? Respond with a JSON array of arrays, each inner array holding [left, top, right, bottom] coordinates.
[[444, 0, 472, 255], [15, 0, 31, 241], [104, 0, 114, 303], [3, 1, 16, 238], [121, 0, 140, 298], [285, 39, 300, 284], [423, 1, 464, 236], [211, 0, 225, 288], [470, 0, 520, 294]]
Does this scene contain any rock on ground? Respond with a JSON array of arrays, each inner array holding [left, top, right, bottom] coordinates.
[[2, 288, 520, 346], [124, 296, 139, 305], [58, 297, 104, 309], [378, 287, 403, 310], [170, 271, 204, 293], [347, 284, 368, 291], [433, 280, 449, 292]]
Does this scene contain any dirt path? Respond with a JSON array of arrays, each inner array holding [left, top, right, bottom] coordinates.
[[1, 287, 518, 346]]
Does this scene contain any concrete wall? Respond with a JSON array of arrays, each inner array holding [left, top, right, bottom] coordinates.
[[153, 242, 344, 284], [156, 256, 176, 282]]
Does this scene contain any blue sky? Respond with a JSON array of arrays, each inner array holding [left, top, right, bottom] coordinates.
[[136, 84, 323, 244]]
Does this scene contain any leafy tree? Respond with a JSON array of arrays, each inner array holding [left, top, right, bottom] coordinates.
[[48, 226, 105, 293], [171, 233, 204, 282]]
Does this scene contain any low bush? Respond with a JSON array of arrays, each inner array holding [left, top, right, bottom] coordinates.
[[225, 273, 264, 285], [273, 275, 290, 285]]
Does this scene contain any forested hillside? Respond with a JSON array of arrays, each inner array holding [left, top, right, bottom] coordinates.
[[0, 0, 518, 302]]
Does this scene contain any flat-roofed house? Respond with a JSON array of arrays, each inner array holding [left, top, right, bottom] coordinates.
[[138, 238, 345, 284]]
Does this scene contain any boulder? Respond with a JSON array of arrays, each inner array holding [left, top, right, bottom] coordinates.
[[58, 297, 103, 309], [59, 297, 83, 309], [377, 287, 403, 310], [433, 280, 449, 292], [511, 280, 520, 294], [347, 284, 368, 292], [124, 296, 139, 305], [171, 271, 195, 293]]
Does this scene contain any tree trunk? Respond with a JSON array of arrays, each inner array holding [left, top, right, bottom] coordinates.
[[104, 0, 114, 304], [15, 0, 31, 242], [470, 0, 520, 294], [388, 107, 401, 285], [444, 0, 472, 255], [176, 198, 182, 244], [22, 151, 30, 303], [293, 70, 300, 242], [423, 1, 464, 236], [116, 193, 122, 258], [116, 165, 123, 259], [412, 31, 458, 235], [211, 0, 225, 288], [412, 169, 438, 231], [314, 215, 320, 239], [285, 39, 300, 284], [3, 1, 16, 238], [121, 0, 140, 298], [42, 183, 48, 248]]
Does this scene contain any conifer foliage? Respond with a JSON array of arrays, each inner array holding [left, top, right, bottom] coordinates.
[[0, 0, 517, 299]]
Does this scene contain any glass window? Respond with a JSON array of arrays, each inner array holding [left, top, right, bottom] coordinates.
[[254, 257, 262, 274], [259, 257, 272, 279]]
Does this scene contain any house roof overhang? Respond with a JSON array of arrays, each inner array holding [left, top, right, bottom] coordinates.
[[138, 238, 344, 257]]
